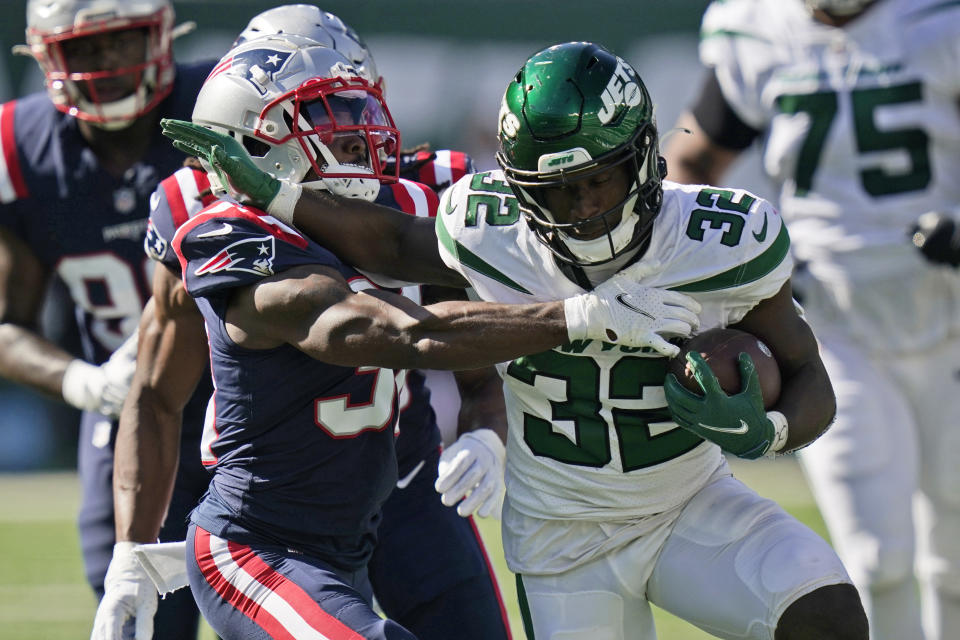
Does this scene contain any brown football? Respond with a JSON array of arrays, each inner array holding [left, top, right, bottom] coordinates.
[[667, 327, 781, 409]]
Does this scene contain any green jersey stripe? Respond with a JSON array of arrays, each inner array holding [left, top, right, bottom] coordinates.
[[700, 28, 772, 44], [435, 213, 533, 295], [671, 222, 790, 293]]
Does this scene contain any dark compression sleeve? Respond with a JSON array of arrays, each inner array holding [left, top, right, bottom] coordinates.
[[690, 69, 761, 151]]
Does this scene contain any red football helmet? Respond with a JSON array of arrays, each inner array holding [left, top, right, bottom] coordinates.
[[23, 0, 176, 129]]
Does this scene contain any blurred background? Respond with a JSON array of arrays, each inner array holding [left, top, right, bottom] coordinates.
[[0, 0, 767, 469]]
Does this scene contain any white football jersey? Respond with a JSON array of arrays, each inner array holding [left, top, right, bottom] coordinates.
[[700, 0, 960, 350], [436, 171, 792, 523]]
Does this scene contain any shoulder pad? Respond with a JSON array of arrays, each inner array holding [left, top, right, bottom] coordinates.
[[701, 0, 767, 37], [903, 0, 960, 94], [375, 178, 438, 217], [661, 184, 792, 294], [435, 170, 533, 292], [396, 148, 476, 193], [172, 201, 339, 298], [699, 0, 789, 129], [146, 166, 218, 268]]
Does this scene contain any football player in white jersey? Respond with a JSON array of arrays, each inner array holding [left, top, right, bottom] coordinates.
[[163, 41, 869, 639], [664, 1, 960, 638]]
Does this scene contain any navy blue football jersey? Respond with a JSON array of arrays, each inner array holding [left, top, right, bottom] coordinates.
[[173, 202, 405, 566], [149, 168, 446, 477], [390, 148, 476, 193], [0, 61, 213, 365]]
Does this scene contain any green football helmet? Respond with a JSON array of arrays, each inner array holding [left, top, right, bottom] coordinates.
[[496, 41, 665, 266]]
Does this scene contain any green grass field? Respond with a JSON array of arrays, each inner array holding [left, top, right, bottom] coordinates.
[[0, 457, 827, 640]]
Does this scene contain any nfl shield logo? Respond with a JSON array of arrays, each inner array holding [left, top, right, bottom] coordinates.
[[113, 187, 137, 214]]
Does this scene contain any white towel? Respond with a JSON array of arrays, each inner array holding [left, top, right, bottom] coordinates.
[[132, 541, 189, 596]]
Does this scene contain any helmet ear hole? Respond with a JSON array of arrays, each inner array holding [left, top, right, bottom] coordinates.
[[242, 136, 271, 158]]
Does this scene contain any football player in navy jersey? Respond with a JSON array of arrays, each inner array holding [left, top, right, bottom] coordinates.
[[0, 1, 215, 637], [232, 8, 515, 639], [121, 37, 695, 640], [94, 7, 513, 640]]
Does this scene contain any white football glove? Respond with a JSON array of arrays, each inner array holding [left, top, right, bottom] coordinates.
[[62, 330, 138, 418], [90, 542, 158, 640], [435, 428, 506, 519], [563, 260, 701, 357]]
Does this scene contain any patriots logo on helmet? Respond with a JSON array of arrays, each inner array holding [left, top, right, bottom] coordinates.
[[206, 47, 294, 94], [195, 234, 277, 277]]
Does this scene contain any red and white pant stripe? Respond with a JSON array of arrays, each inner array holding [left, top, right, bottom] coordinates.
[[194, 526, 365, 640]]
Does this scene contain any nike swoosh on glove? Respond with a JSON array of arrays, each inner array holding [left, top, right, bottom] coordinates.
[[564, 260, 701, 357], [435, 429, 506, 519], [90, 542, 158, 640], [664, 351, 774, 459]]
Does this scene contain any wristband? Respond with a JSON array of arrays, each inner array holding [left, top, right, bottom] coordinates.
[[765, 410, 790, 456], [265, 180, 303, 226], [562, 295, 591, 342]]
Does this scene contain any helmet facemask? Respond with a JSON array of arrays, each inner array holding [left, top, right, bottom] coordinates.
[[192, 39, 400, 203], [25, 4, 175, 129], [254, 76, 399, 201], [502, 122, 664, 267]]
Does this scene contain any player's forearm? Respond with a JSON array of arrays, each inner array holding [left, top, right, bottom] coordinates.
[[454, 368, 508, 441], [113, 384, 182, 542], [394, 299, 569, 369], [113, 294, 206, 542], [292, 189, 464, 287], [322, 298, 568, 371], [773, 360, 836, 452], [0, 322, 75, 397], [663, 112, 738, 186]]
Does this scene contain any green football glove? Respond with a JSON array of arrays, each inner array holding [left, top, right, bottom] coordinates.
[[160, 118, 286, 212], [663, 351, 774, 459]]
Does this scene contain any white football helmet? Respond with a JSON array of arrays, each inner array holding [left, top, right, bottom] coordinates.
[[23, 0, 175, 129], [233, 5, 380, 87], [191, 35, 400, 202], [804, 0, 877, 16]]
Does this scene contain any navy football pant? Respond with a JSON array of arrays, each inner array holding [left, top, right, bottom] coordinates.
[[78, 411, 210, 639], [370, 447, 512, 640], [188, 524, 417, 640]]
